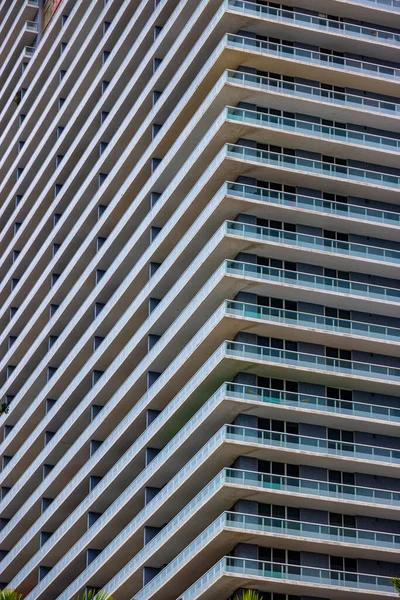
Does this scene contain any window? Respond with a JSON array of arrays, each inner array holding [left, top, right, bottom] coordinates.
[[256, 257, 297, 272], [325, 307, 351, 320], [326, 387, 353, 410], [259, 503, 300, 521], [328, 470, 355, 486], [325, 347, 352, 361], [257, 377, 298, 393], [257, 297, 298, 312], [323, 229, 349, 242], [324, 268, 350, 280], [259, 461, 300, 478], [322, 154, 347, 166], [330, 556, 357, 573], [329, 512, 356, 529], [259, 547, 300, 565], [323, 192, 347, 204], [257, 218, 296, 232], [256, 337, 298, 352], [258, 418, 299, 437], [256, 594, 300, 600], [267, 338, 298, 352], [327, 428, 354, 447]]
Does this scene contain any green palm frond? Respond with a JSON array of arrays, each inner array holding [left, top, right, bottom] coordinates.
[[392, 577, 400, 595], [234, 590, 264, 600], [72, 591, 114, 600], [0, 590, 24, 600]]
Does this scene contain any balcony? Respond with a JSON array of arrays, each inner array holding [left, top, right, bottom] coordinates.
[[227, 424, 400, 469], [227, 182, 400, 231], [226, 34, 400, 96], [225, 382, 400, 428], [227, 106, 400, 164], [227, 144, 400, 193], [228, 300, 400, 344], [227, 260, 400, 306], [228, 68, 400, 114], [132, 511, 400, 600], [228, 0, 400, 48], [227, 341, 400, 384], [226, 221, 400, 278], [179, 556, 396, 600], [225, 468, 400, 508], [226, 71, 400, 128]]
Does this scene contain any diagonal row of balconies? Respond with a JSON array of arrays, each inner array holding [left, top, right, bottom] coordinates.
[[2, 57, 400, 426], [3, 0, 400, 356], [3, 0, 400, 597], [2, 171, 400, 505]]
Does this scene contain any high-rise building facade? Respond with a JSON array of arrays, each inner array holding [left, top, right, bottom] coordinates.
[[1, 1, 400, 599]]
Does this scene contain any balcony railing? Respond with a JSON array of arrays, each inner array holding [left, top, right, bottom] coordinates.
[[226, 34, 400, 81], [139, 508, 396, 599], [225, 511, 400, 547], [25, 20, 38, 32], [179, 556, 394, 599], [226, 260, 400, 302], [227, 424, 400, 463], [24, 46, 35, 56], [226, 341, 400, 382], [226, 221, 400, 264], [225, 382, 400, 423], [228, 0, 400, 45], [226, 467, 400, 505], [227, 143, 400, 188], [351, 0, 400, 9], [226, 181, 400, 226], [226, 300, 400, 342], [227, 106, 400, 152], [226, 70, 400, 116]]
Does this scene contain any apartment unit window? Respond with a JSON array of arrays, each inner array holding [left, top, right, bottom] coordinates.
[[329, 512, 356, 529], [325, 307, 351, 320], [322, 191, 348, 204], [324, 229, 349, 242], [324, 268, 350, 280], [257, 256, 297, 272], [259, 503, 300, 521], [257, 218, 296, 232], [326, 347, 352, 361], [322, 155, 347, 166], [326, 387, 353, 409], [258, 418, 299, 437], [259, 461, 300, 478], [328, 470, 355, 486], [327, 428, 354, 452], [330, 555, 358, 573], [259, 547, 301, 565], [258, 296, 298, 312], [258, 377, 299, 393], [258, 337, 298, 353]]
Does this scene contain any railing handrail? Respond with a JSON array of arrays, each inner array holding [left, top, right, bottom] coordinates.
[[224, 381, 400, 417], [225, 70, 400, 114], [227, 105, 400, 146], [226, 339, 400, 377], [225, 259, 400, 295], [225, 180, 400, 221], [226, 423, 400, 454], [226, 219, 400, 258], [226, 33, 400, 78], [226, 142, 400, 186], [225, 466, 399, 496], [224, 510, 400, 539], [228, 0, 400, 41], [225, 298, 400, 336]]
